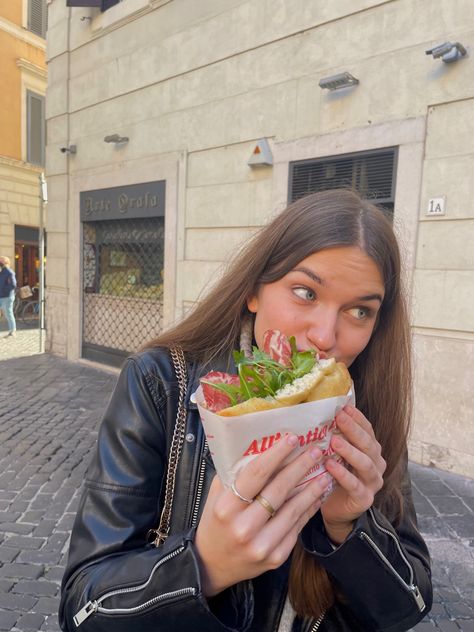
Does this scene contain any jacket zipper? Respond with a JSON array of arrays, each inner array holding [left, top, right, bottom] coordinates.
[[191, 440, 208, 528], [73, 546, 195, 627], [360, 508, 426, 612], [310, 612, 325, 631]]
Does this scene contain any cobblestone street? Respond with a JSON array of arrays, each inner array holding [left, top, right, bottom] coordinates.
[[0, 326, 44, 362], [0, 353, 473, 631]]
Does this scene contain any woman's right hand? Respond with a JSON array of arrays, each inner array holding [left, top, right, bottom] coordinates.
[[194, 434, 331, 596]]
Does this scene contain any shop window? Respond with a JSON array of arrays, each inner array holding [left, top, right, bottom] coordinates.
[[82, 217, 164, 367], [289, 147, 397, 216], [14, 225, 41, 289], [27, 91, 45, 166]]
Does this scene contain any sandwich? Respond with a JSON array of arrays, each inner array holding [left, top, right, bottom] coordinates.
[[200, 329, 351, 417]]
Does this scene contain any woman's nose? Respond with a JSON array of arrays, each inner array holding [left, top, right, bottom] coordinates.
[[306, 312, 337, 353]]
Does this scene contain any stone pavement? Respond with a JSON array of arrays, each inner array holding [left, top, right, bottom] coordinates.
[[0, 353, 473, 632], [0, 325, 44, 362]]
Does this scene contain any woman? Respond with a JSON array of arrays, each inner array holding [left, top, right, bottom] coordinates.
[[0, 256, 17, 338], [59, 190, 432, 632]]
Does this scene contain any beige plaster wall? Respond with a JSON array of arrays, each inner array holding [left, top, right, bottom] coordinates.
[[0, 157, 42, 258], [410, 98, 474, 477], [410, 335, 474, 476], [45, 0, 474, 476]]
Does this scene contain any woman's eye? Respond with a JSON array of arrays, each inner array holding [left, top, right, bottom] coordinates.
[[348, 307, 369, 320], [293, 287, 316, 301]]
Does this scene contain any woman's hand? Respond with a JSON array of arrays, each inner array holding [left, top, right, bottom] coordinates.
[[194, 434, 332, 596], [321, 404, 386, 544]]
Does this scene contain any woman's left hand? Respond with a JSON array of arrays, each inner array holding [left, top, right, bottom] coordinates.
[[321, 404, 386, 545]]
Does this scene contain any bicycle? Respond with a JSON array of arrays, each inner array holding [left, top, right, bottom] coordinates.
[[14, 292, 26, 318], [16, 286, 39, 322], [12, 286, 36, 318], [20, 298, 40, 323]]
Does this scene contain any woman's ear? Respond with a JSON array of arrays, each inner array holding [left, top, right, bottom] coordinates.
[[246, 294, 258, 313]]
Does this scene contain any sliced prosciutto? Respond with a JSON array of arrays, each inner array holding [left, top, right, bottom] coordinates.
[[263, 329, 292, 367], [200, 371, 241, 412]]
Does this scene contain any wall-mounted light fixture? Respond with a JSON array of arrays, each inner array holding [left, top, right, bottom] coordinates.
[[425, 41, 467, 63], [104, 134, 129, 144], [60, 144, 77, 154], [319, 71, 359, 91]]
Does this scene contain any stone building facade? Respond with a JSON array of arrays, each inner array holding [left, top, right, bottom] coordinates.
[[0, 0, 47, 289], [45, 0, 474, 477]]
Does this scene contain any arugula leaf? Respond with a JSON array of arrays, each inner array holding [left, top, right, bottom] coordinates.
[[210, 336, 319, 404]]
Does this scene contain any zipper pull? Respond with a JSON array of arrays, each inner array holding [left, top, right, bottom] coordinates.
[[73, 600, 98, 627], [146, 528, 168, 546], [410, 585, 426, 612]]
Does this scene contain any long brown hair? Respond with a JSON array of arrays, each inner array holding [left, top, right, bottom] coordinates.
[[148, 189, 412, 618]]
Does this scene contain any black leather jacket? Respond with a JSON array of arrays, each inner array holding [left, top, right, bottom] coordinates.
[[59, 348, 432, 632]]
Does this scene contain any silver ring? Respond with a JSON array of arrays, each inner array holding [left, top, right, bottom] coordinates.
[[231, 482, 253, 504]]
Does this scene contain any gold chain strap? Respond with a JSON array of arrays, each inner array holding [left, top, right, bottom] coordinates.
[[148, 346, 188, 547]]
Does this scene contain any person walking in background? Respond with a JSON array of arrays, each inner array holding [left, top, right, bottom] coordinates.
[[0, 256, 17, 338]]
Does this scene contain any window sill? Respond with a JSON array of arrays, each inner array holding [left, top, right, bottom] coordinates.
[[91, 0, 172, 36]]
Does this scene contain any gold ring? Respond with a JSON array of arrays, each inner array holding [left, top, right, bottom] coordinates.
[[230, 482, 253, 504], [254, 493, 276, 517]]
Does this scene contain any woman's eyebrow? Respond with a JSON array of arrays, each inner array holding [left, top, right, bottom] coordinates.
[[357, 293, 383, 303], [292, 267, 325, 285], [293, 267, 384, 303]]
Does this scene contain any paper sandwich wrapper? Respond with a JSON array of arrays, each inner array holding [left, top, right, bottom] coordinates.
[[194, 385, 355, 495]]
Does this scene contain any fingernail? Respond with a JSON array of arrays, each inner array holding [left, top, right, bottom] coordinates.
[[332, 436, 342, 449], [287, 434, 298, 446]]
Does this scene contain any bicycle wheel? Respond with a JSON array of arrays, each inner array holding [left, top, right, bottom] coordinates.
[[21, 301, 39, 323], [13, 298, 22, 318]]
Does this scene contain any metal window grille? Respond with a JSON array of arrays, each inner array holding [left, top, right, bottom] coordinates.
[[28, 0, 47, 37], [289, 147, 397, 216], [82, 217, 164, 367], [27, 91, 45, 166]]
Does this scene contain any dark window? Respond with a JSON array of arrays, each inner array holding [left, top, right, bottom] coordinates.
[[15, 225, 40, 243], [27, 91, 45, 166], [28, 0, 47, 37], [66, 0, 121, 10], [289, 148, 397, 216]]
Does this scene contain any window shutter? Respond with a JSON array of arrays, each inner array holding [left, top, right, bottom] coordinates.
[[101, 0, 121, 8], [28, 0, 47, 37], [27, 91, 45, 167], [289, 148, 397, 213], [66, 0, 102, 5], [66, 0, 120, 9]]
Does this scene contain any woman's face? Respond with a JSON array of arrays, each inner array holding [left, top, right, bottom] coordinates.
[[247, 246, 385, 367]]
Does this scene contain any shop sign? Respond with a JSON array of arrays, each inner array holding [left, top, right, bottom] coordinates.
[[80, 180, 165, 221]]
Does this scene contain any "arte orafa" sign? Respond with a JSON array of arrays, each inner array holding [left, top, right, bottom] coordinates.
[[80, 180, 165, 221]]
